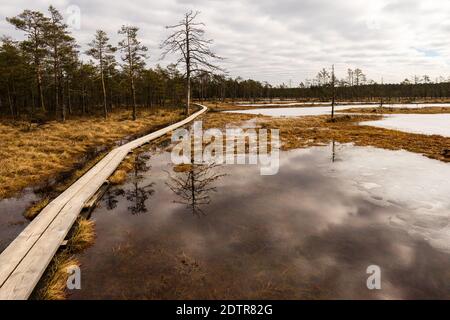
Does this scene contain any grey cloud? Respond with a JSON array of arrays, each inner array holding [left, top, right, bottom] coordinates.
[[1, 0, 450, 84]]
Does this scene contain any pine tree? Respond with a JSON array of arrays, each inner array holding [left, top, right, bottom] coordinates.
[[86, 30, 116, 119], [7, 10, 49, 113], [0, 37, 27, 116], [118, 25, 148, 120], [46, 6, 78, 121]]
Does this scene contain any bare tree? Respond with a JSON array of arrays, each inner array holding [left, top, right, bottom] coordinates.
[[316, 68, 330, 87], [380, 77, 384, 107], [86, 30, 116, 119], [118, 25, 147, 120], [331, 64, 336, 119], [354, 68, 366, 86], [347, 69, 354, 86], [161, 10, 223, 115]]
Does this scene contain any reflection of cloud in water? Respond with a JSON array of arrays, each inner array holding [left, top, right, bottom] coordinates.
[[71, 145, 450, 299], [321, 144, 450, 252]]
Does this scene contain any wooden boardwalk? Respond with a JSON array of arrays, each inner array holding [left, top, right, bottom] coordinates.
[[0, 105, 207, 300]]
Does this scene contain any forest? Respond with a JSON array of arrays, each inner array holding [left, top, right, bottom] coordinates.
[[1, 6, 450, 121]]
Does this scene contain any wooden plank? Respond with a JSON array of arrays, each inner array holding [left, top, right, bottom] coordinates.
[[0, 148, 122, 288], [83, 182, 110, 210], [0, 105, 207, 300], [0, 147, 130, 299]]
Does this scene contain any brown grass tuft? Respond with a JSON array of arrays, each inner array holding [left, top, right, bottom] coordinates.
[[0, 108, 184, 200], [33, 217, 95, 300], [173, 164, 193, 173], [108, 154, 136, 185], [109, 170, 128, 185], [67, 217, 96, 253], [33, 253, 80, 300], [24, 197, 50, 220]]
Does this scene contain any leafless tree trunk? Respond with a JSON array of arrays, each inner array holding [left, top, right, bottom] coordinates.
[[161, 11, 223, 115], [380, 77, 384, 108], [331, 64, 336, 119]]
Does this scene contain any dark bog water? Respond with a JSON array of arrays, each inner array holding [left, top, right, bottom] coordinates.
[[0, 190, 36, 252], [69, 144, 450, 299]]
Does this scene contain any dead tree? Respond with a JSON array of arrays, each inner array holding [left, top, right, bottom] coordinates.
[[161, 10, 223, 115], [380, 77, 384, 107], [331, 64, 336, 119]]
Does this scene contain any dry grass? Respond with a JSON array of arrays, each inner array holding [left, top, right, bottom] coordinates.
[[0, 108, 184, 199], [203, 101, 325, 112], [33, 217, 95, 300], [340, 106, 450, 114], [67, 217, 96, 252], [200, 112, 450, 163], [204, 101, 450, 113], [109, 156, 135, 185], [34, 254, 80, 300], [24, 197, 50, 220], [173, 163, 194, 173]]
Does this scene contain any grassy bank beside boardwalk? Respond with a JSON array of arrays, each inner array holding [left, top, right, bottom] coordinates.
[[0, 108, 184, 200]]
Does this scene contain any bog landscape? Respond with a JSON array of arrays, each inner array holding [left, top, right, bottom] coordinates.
[[0, 1, 449, 301]]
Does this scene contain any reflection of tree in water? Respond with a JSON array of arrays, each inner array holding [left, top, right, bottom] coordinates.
[[126, 153, 155, 215], [166, 163, 225, 216], [331, 140, 342, 163], [332, 140, 337, 163], [104, 153, 155, 215], [104, 188, 125, 211]]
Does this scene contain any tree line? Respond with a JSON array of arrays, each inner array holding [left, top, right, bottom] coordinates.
[[0, 7, 224, 120], [2, 7, 450, 121]]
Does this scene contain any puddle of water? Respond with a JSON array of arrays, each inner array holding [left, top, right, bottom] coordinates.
[[0, 189, 37, 252], [362, 114, 450, 137], [69, 144, 450, 299], [225, 103, 450, 117]]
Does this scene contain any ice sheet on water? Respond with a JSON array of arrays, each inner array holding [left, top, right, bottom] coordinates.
[[325, 144, 450, 252], [362, 114, 450, 137], [238, 102, 330, 107], [225, 103, 450, 117]]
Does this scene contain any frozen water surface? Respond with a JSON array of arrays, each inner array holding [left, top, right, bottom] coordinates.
[[326, 144, 450, 251], [225, 103, 450, 117], [68, 143, 450, 299], [237, 102, 331, 107], [362, 114, 450, 137]]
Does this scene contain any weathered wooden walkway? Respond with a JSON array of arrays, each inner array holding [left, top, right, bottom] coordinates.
[[0, 104, 207, 300]]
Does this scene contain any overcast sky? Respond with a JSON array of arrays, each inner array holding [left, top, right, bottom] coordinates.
[[1, 0, 450, 85]]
